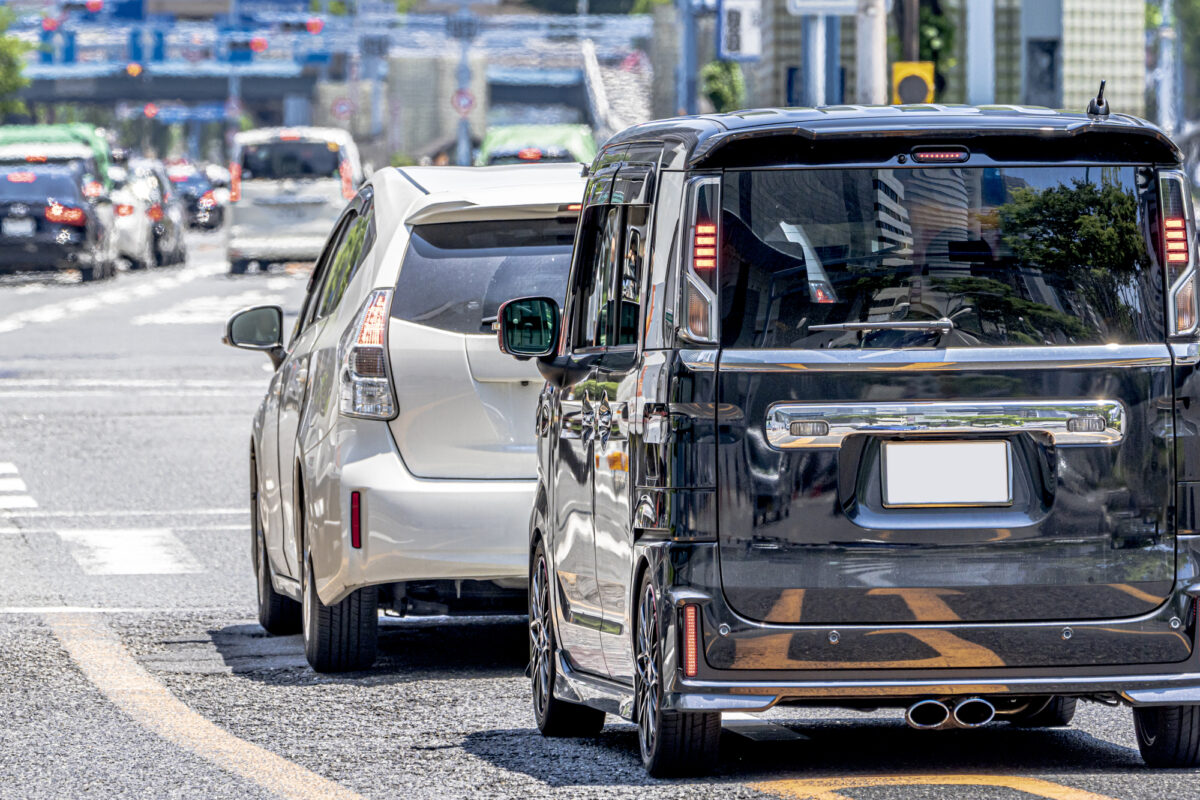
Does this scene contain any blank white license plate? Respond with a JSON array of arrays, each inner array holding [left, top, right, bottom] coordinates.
[[2, 218, 34, 237], [882, 441, 1012, 508]]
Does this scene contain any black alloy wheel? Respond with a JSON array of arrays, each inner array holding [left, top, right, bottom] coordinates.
[[633, 573, 720, 777], [529, 542, 605, 737]]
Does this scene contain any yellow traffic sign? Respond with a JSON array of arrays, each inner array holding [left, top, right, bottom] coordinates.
[[892, 61, 935, 104]]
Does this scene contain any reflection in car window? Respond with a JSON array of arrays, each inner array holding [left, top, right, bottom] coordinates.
[[719, 166, 1161, 349], [318, 207, 373, 318], [241, 141, 340, 181], [392, 218, 576, 336]]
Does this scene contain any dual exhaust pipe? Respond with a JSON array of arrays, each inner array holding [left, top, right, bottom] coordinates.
[[905, 697, 995, 730]]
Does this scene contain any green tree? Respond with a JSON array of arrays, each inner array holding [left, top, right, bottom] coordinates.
[[919, 2, 956, 97], [0, 9, 29, 118], [700, 60, 744, 113]]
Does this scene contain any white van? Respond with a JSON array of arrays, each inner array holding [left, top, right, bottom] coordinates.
[[227, 127, 363, 274]]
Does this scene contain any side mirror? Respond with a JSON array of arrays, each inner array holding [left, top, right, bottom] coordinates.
[[224, 305, 285, 368], [496, 296, 560, 360]]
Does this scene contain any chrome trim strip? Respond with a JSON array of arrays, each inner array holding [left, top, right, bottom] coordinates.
[[766, 399, 1126, 449], [720, 343, 1171, 373], [1172, 341, 1200, 365], [679, 350, 718, 372]]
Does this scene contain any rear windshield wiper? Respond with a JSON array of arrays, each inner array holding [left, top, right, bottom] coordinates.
[[809, 318, 955, 333]]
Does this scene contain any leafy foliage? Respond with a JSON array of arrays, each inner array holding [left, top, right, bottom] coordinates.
[[0, 9, 28, 118], [700, 61, 744, 114], [919, 4, 956, 95]]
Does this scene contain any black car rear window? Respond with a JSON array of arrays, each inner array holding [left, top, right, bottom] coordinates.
[[718, 165, 1163, 349], [0, 166, 81, 204], [392, 218, 577, 335]]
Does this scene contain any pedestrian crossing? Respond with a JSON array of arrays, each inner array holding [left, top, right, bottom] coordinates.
[[58, 528, 203, 575], [0, 462, 37, 510]]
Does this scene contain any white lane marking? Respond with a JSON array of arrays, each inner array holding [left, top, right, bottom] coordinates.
[[723, 712, 810, 742], [0, 462, 18, 475], [59, 528, 203, 575], [0, 379, 265, 388], [46, 613, 366, 800], [1, 524, 245, 536], [0, 390, 259, 398], [0, 477, 28, 493], [0, 260, 225, 335], [3, 507, 243, 519], [132, 285, 297, 326], [0, 496, 37, 509]]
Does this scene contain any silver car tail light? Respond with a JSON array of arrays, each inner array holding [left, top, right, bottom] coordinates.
[[339, 288, 396, 419]]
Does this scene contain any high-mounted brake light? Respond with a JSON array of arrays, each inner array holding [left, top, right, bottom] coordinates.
[[6, 172, 35, 183], [339, 289, 396, 419], [24, 154, 46, 163], [517, 147, 543, 161], [339, 159, 355, 201], [45, 203, 85, 226], [682, 604, 700, 678], [912, 147, 969, 163], [229, 162, 241, 202], [1161, 173, 1198, 336]]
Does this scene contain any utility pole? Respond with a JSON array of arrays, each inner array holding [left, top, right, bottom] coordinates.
[[225, 0, 241, 156], [965, 0, 994, 105], [802, 15, 826, 107], [676, 0, 698, 114], [855, 0, 886, 104], [1160, 0, 1178, 134], [901, 0, 918, 62]]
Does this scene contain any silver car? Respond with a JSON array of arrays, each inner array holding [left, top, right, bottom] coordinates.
[[227, 127, 363, 274], [224, 163, 585, 671]]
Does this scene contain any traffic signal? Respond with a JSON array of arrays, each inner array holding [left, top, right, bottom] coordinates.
[[125, 61, 142, 77], [892, 61, 935, 105]]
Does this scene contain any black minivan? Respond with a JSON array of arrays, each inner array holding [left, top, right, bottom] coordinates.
[[496, 105, 1200, 776]]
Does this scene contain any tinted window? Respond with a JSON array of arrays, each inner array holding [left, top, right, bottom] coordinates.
[[719, 166, 1161, 349], [392, 218, 576, 335], [573, 207, 623, 349], [318, 207, 373, 317], [616, 206, 650, 346], [241, 141, 340, 181], [0, 167, 81, 203]]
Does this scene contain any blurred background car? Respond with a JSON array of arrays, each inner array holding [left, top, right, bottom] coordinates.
[[227, 127, 362, 275], [128, 157, 188, 267], [0, 163, 115, 281], [475, 124, 597, 166], [108, 165, 156, 271], [168, 163, 225, 230]]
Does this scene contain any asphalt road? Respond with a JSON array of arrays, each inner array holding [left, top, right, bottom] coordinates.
[[0, 232, 1198, 800]]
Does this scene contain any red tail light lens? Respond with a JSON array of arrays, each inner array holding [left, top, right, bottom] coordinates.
[[45, 203, 86, 226], [350, 491, 362, 549], [912, 147, 969, 163], [115, 203, 134, 216], [83, 180, 102, 199], [199, 190, 216, 209], [229, 162, 241, 202], [147, 203, 163, 222], [339, 289, 395, 419], [7, 172, 36, 183], [1161, 174, 1197, 336], [517, 147, 544, 161], [339, 159, 355, 201], [694, 222, 716, 271], [357, 292, 388, 347], [682, 604, 700, 677]]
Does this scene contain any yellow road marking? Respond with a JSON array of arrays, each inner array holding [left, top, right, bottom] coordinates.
[[867, 588, 963, 622], [751, 774, 1118, 800], [46, 613, 365, 800]]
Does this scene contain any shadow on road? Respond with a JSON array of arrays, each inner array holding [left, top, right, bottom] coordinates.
[[206, 616, 528, 686], [461, 716, 1149, 787]]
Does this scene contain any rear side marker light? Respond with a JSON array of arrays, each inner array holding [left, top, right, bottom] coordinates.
[[682, 604, 700, 678], [350, 491, 362, 549]]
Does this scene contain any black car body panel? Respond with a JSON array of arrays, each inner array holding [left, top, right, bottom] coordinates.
[[510, 107, 1200, 737]]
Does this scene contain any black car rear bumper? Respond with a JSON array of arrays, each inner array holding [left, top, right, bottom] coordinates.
[[0, 238, 95, 271]]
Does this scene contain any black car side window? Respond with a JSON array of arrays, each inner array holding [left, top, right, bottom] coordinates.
[[573, 206, 623, 350], [615, 205, 650, 347]]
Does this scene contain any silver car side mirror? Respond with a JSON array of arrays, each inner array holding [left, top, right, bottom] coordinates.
[[224, 305, 285, 368]]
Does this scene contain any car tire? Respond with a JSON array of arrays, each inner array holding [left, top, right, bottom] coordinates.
[[634, 572, 720, 777], [1009, 697, 1077, 727], [530, 541, 606, 738], [79, 264, 99, 282], [1134, 705, 1200, 767], [302, 550, 378, 673], [252, 467, 300, 634], [230, 259, 250, 275]]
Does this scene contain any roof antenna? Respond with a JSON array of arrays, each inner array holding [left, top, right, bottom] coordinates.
[[1086, 80, 1110, 117]]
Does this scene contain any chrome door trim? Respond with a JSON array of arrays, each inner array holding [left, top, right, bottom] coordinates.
[[1172, 341, 1200, 365], [719, 343, 1171, 373], [765, 399, 1127, 449]]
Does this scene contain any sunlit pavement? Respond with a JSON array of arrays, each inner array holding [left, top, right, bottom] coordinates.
[[0, 230, 1196, 799]]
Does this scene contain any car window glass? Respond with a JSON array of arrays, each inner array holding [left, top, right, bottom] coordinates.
[[317, 205, 374, 318], [615, 206, 650, 346], [290, 216, 352, 345], [573, 206, 623, 350]]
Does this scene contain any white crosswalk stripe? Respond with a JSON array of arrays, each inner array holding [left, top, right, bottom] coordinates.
[[58, 528, 203, 575], [0, 462, 37, 510], [132, 278, 299, 326]]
